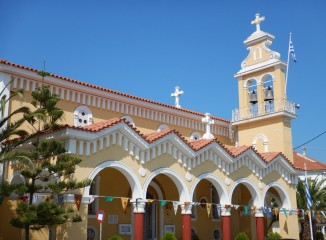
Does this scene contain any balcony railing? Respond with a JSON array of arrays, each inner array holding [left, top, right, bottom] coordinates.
[[232, 98, 297, 122]]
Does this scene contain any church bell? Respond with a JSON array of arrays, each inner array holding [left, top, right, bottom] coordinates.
[[264, 86, 274, 102], [249, 90, 258, 104]]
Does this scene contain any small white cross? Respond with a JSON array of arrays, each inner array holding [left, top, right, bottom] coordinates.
[[202, 113, 215, 140], [171, 86, 184, 108], [251, 13, 265, 32]]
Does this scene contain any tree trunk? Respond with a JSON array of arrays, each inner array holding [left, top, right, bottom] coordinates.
[[25, 226, 30, 240]]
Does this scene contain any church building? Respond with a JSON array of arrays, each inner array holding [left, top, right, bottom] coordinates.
[[1, 13, 325, 240]]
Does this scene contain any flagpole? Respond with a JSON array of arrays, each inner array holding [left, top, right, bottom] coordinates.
[[284, 33, 292, 99], [308, 209, 314, 240], [305, 163, 314, 240]]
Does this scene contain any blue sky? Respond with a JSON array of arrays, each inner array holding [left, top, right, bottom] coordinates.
[[1, 1, 325, 162]]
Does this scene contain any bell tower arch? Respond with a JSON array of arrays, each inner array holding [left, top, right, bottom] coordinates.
[[232, 13, 298, 161]]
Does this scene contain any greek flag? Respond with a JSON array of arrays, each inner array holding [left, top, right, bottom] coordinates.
[[305, 173, 312, 209], [289, 40, 297, 62]]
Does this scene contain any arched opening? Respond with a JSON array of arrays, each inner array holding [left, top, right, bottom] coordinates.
[[84, 161, 142, 239], [144, 174, 180, 239], [230, 179, 262, 239], [246, 79, 258, 117], [261, 74, 275, 113], [143, 169, 189, 239], [262, 183, 292, 236], [190, 131, 202, 141], [189, 173, 228, 239], [74, 105, 93, 127], [253, 134, 269, 153]]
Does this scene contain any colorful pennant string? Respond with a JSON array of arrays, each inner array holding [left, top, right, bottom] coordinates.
[[244, 205, 248, 216], [206, 203, 212, 217], [105, 196, 114, 202], [159, 200, 167, 207]]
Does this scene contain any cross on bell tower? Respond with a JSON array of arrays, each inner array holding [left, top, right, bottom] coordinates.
[[233, 13, 298, 162], [251, 13, 265, 32]]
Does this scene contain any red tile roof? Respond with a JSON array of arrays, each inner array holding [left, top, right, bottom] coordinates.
[[80, 118, 123, 132], [260, 152, 282, 163], [144, 129, 175, 142], [19, 116, 326, 173], [227, 145, 252, 157], [189, 139, 215, 151], [293, 152, 326, 171], [0, 59, 229, 123]]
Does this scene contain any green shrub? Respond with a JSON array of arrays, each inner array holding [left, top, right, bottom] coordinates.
[[108, 235, 123, 240], [161, 232, 177, 240], [266, 231, 282, 239], [72, 214, 82, 222], [234, 232, 249, 240]]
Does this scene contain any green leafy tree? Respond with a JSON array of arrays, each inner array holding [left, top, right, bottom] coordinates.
[[296, 177, 326, 239], [0, 78, 31, 178], [5, 74, 90, 240]]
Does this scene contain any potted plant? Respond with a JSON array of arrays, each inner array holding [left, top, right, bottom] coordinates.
[[234, 232, 249, 240], [161, 232, 177, 240], [266, 231, 282, 239], [108, 235, 123, 240]]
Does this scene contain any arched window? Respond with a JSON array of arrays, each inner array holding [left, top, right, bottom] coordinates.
[[253, 134, 269, 152], [212, 228, 221, 240], [190, 132, 202, 141], [121, 115, 135, 127], [253, 47, 262, 60], [86, 226, 97, 240], [74, 106, 93, 127], [157, 124, 169, 132]]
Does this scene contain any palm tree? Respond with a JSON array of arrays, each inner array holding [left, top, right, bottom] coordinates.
[[296, 177, 326, 239]]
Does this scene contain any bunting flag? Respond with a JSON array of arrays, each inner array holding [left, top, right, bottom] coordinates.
[[147, 199, 154, 203], [58, 194, 64, 206], [121, 198, 129, 213], [252, 206, 256, 214], [88, 195, 96, 204], [75, 194, 82, 211], [184, 201, 190, 205], [159, 200, 167, 207], [243, 205, 248, 216], [0, 196, 3, 205], [274, 207, 279, 216], [297, 209, 302, 217], [233, 205, 240, 210], [105, 196, 114, 203], [268, 208, 273, 218], [19, 196, 28, 202], [282, 208, 287, 218], [173, 201, 179, 215], [225, 204, 231, 209], [45, 195, 52, 202], [206, 203, 212, 217], [262, 206, 266, 215]]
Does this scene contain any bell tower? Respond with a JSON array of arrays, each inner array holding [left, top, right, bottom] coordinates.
[[232, 13, 298, 162]]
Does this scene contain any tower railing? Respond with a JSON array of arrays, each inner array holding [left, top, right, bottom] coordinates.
[[232, 98, 297, 122]]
